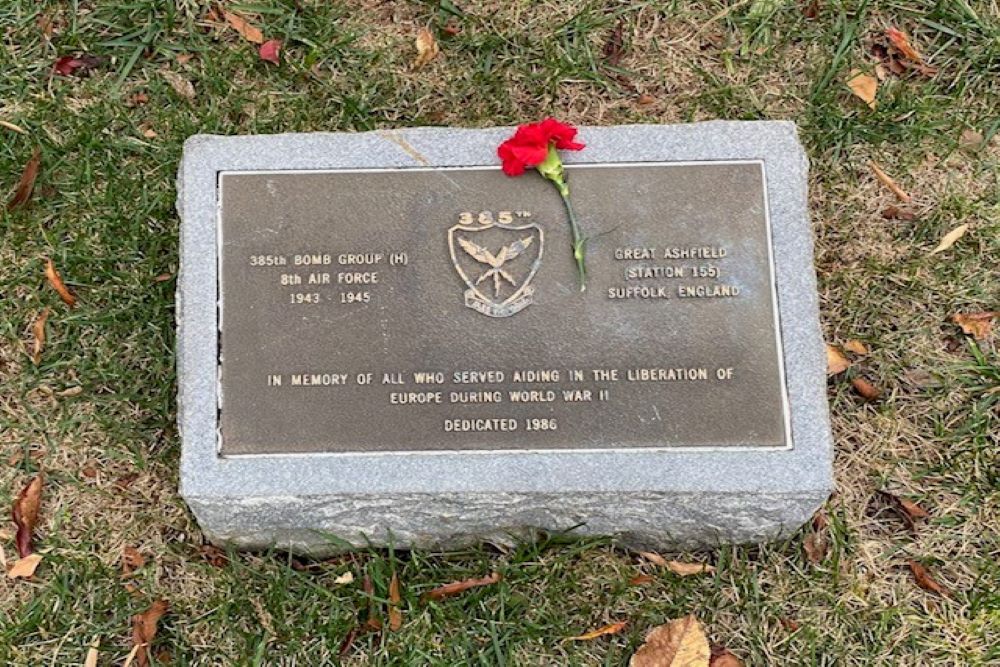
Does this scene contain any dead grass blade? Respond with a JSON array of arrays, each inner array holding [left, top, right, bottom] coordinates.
[[0, 119, 28, 134], [44, 258, 77, 307], [929, 224, 969, 255], [84, 637, 99, 667], [566, 620, 628, 641], [224, 10, 264, 44], [30, 307, 50, 365], [6, 147, 41, 211], [630, 615, 710, 667], [12, 474, 43, 558], [422, 572, 501, 601], [907, 560, 950, 597], [130, 599, 169, 667]]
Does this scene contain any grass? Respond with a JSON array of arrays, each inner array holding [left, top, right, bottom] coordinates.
[[1, 0, 998, 664]]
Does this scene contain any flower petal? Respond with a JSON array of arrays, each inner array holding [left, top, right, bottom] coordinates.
[[540, 117, 585, 150], [508, 143, 548, 166], [497, 142, 526, 176]]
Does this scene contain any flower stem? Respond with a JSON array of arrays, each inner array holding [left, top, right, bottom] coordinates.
[[557, 184, 586, 292]]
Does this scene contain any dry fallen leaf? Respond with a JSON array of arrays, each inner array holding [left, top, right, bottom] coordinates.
[[162, 70, 195, 101], [54, 54, 101, 77], [959, 128, 984, 150], [951, 312, 997, 340], [638, 551, 669, 567], [30, 307, 50, 365], [710, 648, 745, 667], [603, 21, 626, 66], [851, 377, 881, 401], [334, 571, 355, 585], [637, 93, 656, 106], [779, 617, 800, 632], [877, 491, 930, 532], [804, 511, 829, 563], [566, 620, 628, 641], [803, 532, 827, 564], [259, 39, 282, 64], [869, 161, 911, 202], [388, 571, 402, 632], [362, 574, 382, 632], [122, 546, 146, 577], [413, 26, 440, 69], [7, 553, 43, 579], [6, 147, 41, 211], [44, 257, 77, 307], [630, 615, 711, 667], [224, 11, 264, 44], [667, 561, 716, 576], [12, 474, 43, 558], [826, 344, 851, 375], [886, 27, 924, 64], [126, 92, 150, 107], [629, 573, 655, 585], [843, 339, 868, 355], [907, 560, 949, 597], [929, 224, 969, 255], [422, 572, 501, 601], [198, 544, 228, 567], [84, 637, 99, 667], [131, 599, 169, 667], [881, 205, 916, 221], [847, 71, 877, 109]]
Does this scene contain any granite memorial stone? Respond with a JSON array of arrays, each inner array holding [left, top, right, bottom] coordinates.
[[177, 122, 833, 554]]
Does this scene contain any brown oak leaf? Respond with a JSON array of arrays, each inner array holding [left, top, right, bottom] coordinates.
[[6, 147, 41, 211], [12, 474, 43, 558], [130, 600, 169, 667], [44, 257, 77, 307], [907, 560, 950, 597]]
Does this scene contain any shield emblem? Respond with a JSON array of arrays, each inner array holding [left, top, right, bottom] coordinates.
[[448, 220, 544, 317]]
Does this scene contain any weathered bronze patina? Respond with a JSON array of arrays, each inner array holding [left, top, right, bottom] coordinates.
[[218, 163, 788, 454]]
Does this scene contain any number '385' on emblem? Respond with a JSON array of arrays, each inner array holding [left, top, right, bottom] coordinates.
[[448, 216, 544, 318]]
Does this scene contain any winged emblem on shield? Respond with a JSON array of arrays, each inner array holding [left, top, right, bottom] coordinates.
[[448, 218, 544, 317]]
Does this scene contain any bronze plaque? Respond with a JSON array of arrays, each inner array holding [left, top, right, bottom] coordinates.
[[218, 163, 789, 455]]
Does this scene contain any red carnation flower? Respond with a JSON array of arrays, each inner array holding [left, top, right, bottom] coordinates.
[[497, 118, 584, 176], [496, 118, 588, 290]]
